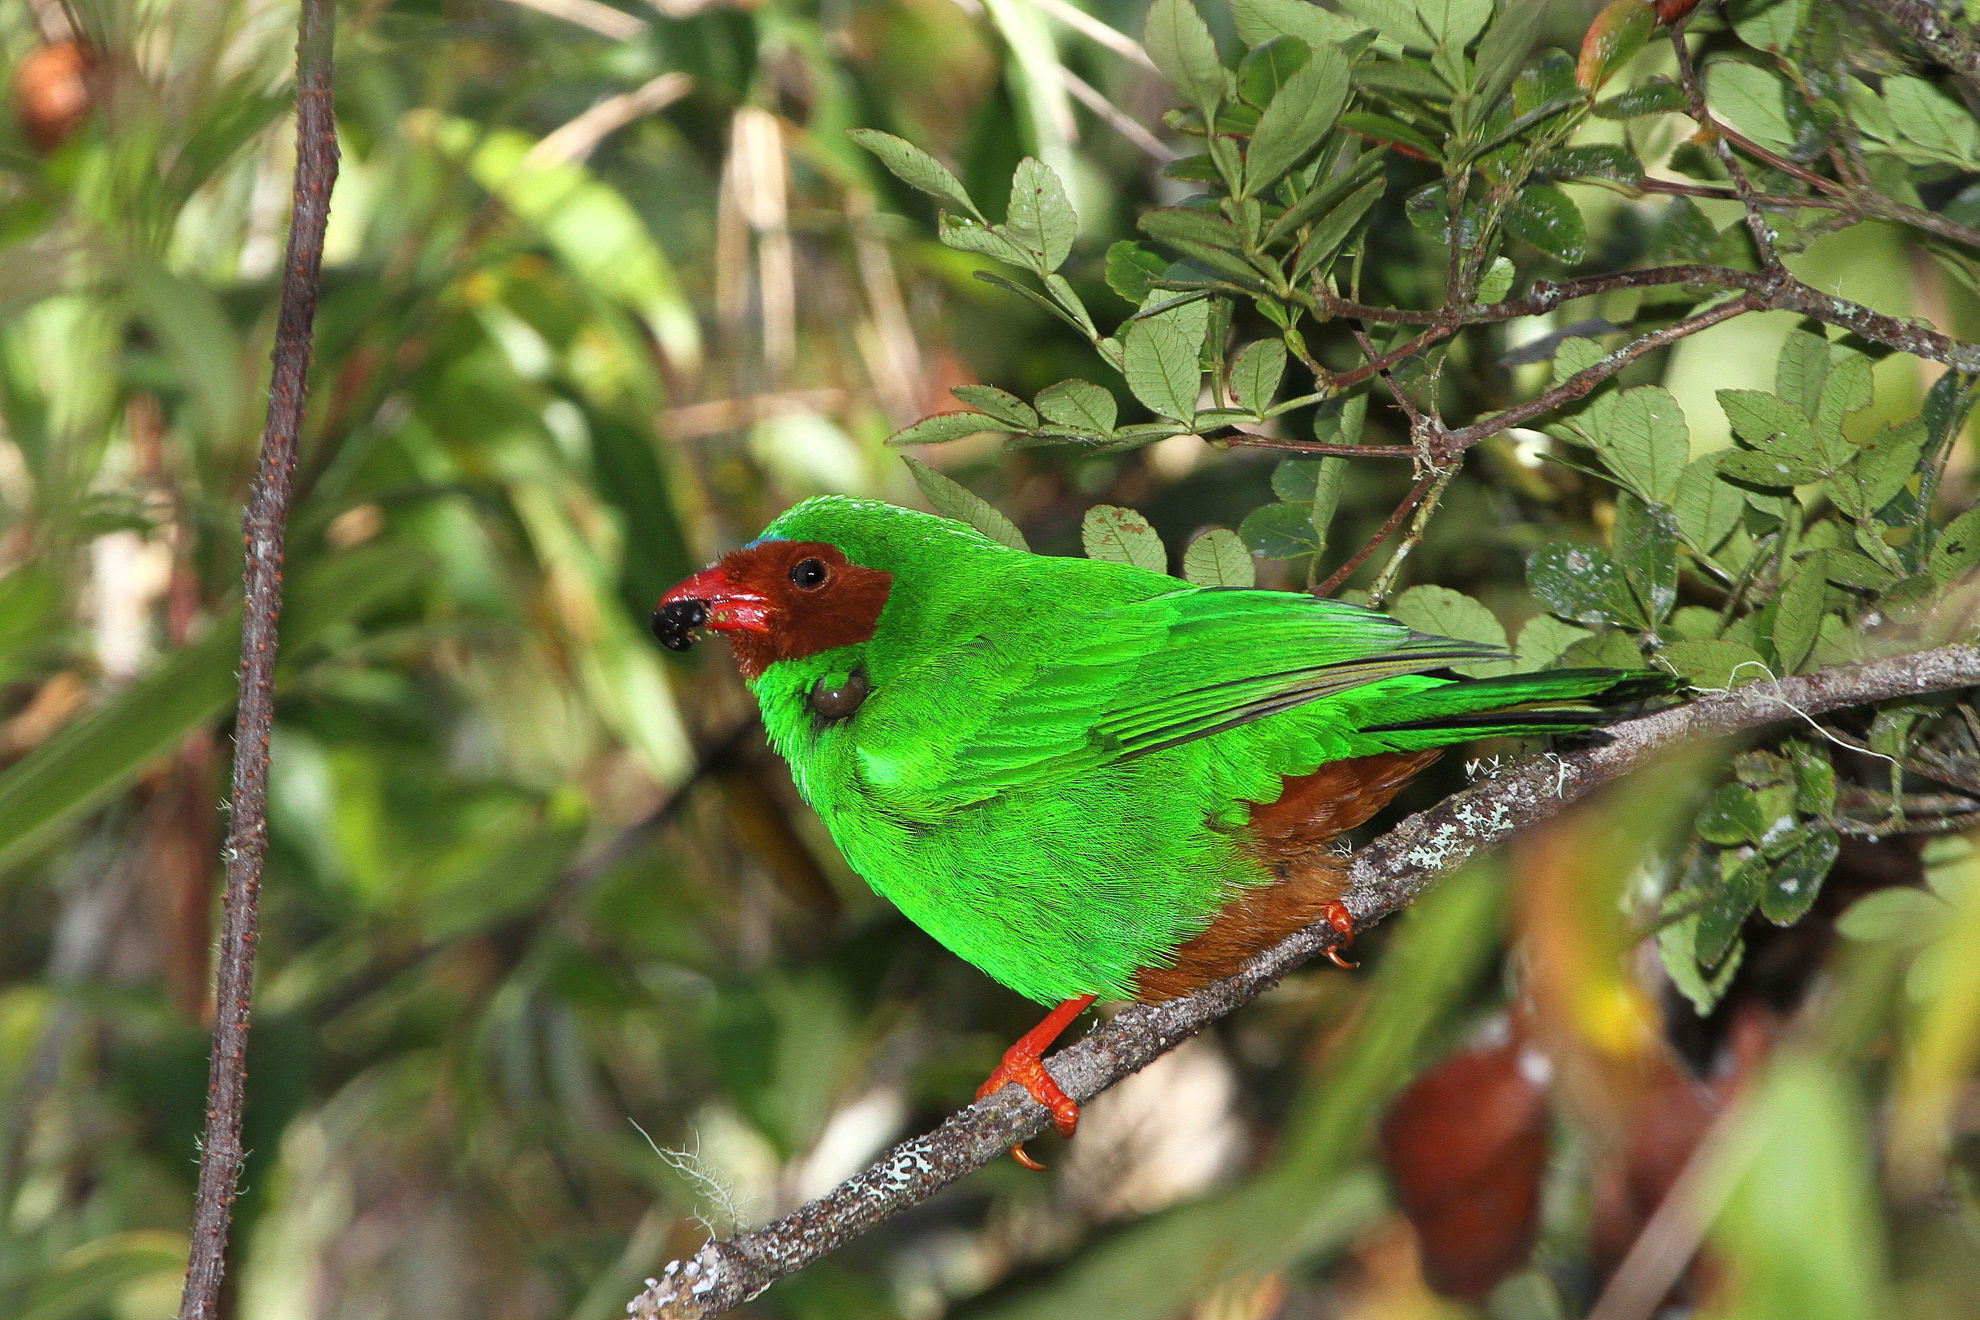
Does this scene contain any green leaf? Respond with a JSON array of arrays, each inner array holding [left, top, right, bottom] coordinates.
[[1146, 0, 1227, 114], [950, 384, 1039, 429], [1771, 567, 1825, 672], [903, 456, 1029, 550], [1661, 895, 1744, 1013], [1291, 174, 1386, 282], [0, 544, 429, 877], [1730, 0, 1809, 52], [1231, 0, 1373, 49], [1576, 0, 1655, 92], [1528, 542, 1641, 626], [1389, 586, 1514, 676], [1106, 240, 1169, 305], [1813, 352, 1872, 455], [1504, 184, 1587, 263], [1593, 79, 1688, 118], [1515, 615, 1592, 669], [1696, 850, 1768, 966], [1719, 449, 1821, 488], [1658, 638, 1768, 689], [1182, 528, 1257, 587], [1475, 255, 1515, 303], [1552, 337, 1607, 385], [1123, 298, 1209, 421], [1834, 419, 1926, 520], [1836, 886, 1942, 942], [1930, 506, 1980, 583], [1236, 36, 1311, 109], [1592, 385, 1689, 502], [1699, 782, 1767, 845], [1614, 493, 1678, 623], [1245, 44, 1351, 193], [1707, 60, 1797, 150], [1774, 329, 1830, 420], [1788, 740, 1836, 817], [847, 128, 982, 219], [1881, 76, 1980, 168], [1312, 393, 1369, 447], [939, 214, 1035, 267], [1081, 504, 1169, 572], [887, 410, 1010, 446], [1416, 0, 1492, 47], [1761, 827, 1840, 924], [1139, 206, 1245, 252], [1239, 501, 1321, 558], [1005, 157, 1079, 271], [1720, 388, 1818, 459], [1229, 339, 1287, 415], [1036, 379, 1118, 434], [1536, 143, 1644, 187], [1673, 453, 1748, 556], [1473, 0, 1545, 106], [1338, 0, 1433, 47]]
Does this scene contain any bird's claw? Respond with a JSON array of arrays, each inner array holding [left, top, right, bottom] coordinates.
[[1322, 900, 1359, 970], [977, 1042, 1080, 1169]]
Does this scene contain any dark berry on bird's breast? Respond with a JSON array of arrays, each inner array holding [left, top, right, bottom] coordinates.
[[809, 669, 870, 721]]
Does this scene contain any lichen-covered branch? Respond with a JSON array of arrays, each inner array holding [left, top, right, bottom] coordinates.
[[175, 3, 338, 1318], [626, 643, 1980, 1320]]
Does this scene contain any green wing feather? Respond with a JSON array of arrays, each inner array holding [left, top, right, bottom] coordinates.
[[851, 583, 1502, 817]]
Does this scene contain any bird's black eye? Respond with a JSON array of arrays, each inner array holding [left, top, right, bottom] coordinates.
[[789, 557, 829, 589]]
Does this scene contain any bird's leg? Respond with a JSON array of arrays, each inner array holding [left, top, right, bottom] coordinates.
[[975, 993, 1097, 1170], [1321, 900, 1358, 970]]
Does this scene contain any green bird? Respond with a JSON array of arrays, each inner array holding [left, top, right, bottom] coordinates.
[[655, 495, 1664, 1165]]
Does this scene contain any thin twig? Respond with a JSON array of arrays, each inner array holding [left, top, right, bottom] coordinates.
[[175, 1, 337, 1317], [1314, 471, 1436, 597], [626, 644, 1980, 1320], [1858, 0, 1980, 88], [1669, 16, 1783, 272]]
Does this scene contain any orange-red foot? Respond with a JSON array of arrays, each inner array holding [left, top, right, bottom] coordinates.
[[975, 994, 1096, 1170], [1321, 900, 1359, 970]]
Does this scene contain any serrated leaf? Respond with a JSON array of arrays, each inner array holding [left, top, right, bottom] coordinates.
[[1312, 393, 1368, 447], [1787, 740, 1836, 817], [950, 384, 1039, 429], [1696, 851, 1768, 967], [1245, 43, 1350, 193], [1081, 504, 1168, 572], [847, 129, 982, 219], [1476, 255, 1515, 303], [1232, 0, 1373, 49], [1515, 615, 1592, 669], [1730, 0, 1808, 53], [1658, 638, 1768, 689], [1720, 388, 1817, 456], [1004, 158, 1079, 271], [1577, 0, 1656, 91], [1930, 506, 1980, 583], [887, 410, 1010, 447], [1416, 0, 1492, 47], [1122, 299, 1208, 421], [1552, 337, 1607, 385], [1036, 379, 1117, 434], [1760, 827, 1839, 924], [1528, 541, 1641, 626], [1182, 528, 1256, 587], [1504, 183, 1587, 263], [1881, 76, 1980, 167], [1389, 586, 1514, 676], [1105, 241, 1168, 306], [1291, 173, 1385, 282], [1661, 899, 1744, 1013], [1814, 352, 1872, 459], [903, 456, 1028, 549], [1146, 0, 1227, 113], [1240, 501, 1321, 559], [1719, 449, 1821, 487], [1771, 567, 1825, 672], [1707, 59, 1796, 149], [1229, 339, 1287, 416], [1834, 419, 1926, 520], [1594, 79, 1688, 118], [939, 214, 1034, 266], [1592, 385, 1688, 502], [1615, 493, 1678, 623], [1774, 329, 1830, 420]]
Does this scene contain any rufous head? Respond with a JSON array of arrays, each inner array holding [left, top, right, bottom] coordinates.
[[653, 539, 893, 680]]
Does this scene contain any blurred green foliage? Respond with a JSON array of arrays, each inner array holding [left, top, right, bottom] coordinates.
[[2, 0, 1980, 1317]]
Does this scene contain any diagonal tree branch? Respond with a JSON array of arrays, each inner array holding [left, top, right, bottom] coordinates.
[[627, 642, 1980, 1320], [175, 2, 338, 1317], [1858, 0, 1980, 87]]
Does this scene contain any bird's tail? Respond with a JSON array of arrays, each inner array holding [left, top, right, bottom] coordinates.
[[1350, 668, 1677, 748]]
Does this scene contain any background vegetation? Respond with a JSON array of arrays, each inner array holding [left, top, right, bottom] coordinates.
[[2, 0, 1979, 1318]]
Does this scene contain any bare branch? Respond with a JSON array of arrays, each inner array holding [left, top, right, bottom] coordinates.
[[175, 2, 338, 1317], [626, 644, 1980, 1320]]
